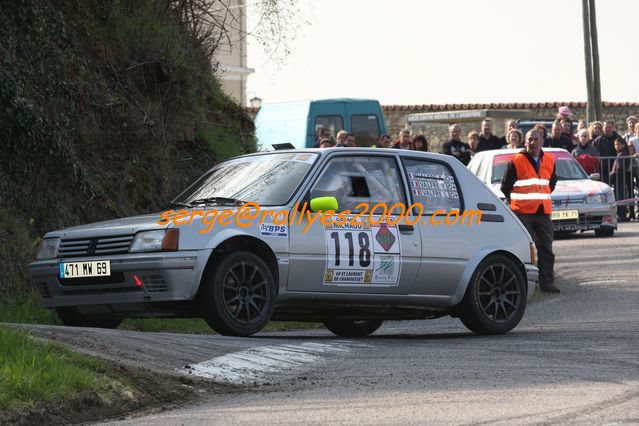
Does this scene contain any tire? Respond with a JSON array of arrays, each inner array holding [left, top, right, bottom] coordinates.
[[459, 255, 526, 335], [594, 228, 614, 237], [323, 319, 383, 337], [55, 307, 122, 329], [198, 251, 275, 337]]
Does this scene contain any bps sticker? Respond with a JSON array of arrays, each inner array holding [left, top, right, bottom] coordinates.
[[260, 223, 288, 237]]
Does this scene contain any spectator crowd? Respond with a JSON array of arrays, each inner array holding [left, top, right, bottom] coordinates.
[[314, 106, 639, 222]]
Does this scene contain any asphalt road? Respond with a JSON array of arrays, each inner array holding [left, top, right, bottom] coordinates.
[[26, 223, 639, 425]]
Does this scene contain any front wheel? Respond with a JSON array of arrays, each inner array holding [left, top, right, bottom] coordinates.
[[323, 319, 383, 337], [55, 307, 122, 329], [199, 251, 276, 337], [459, 255, 526, 335]]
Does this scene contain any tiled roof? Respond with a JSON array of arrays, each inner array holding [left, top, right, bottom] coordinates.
[[381, 101, 639, 111], [244, 101, 639, 113]]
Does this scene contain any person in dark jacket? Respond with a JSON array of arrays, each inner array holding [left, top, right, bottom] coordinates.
[[572, 129, 598, 157], [548, 120, 574, 152], [412, 134, 429, 151], [593, 120, 621, 183], [501, 129, 559, 293], [610, 137, 632, 221], [476, 119, 502, 152], [440, 123, 471, 164]]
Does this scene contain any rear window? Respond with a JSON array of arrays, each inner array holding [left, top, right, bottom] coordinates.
[[351, 115, 380, 147], [315, 115, 344, 138]]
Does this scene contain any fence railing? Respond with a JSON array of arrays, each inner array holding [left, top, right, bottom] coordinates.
[[583, 155, 639, 219]]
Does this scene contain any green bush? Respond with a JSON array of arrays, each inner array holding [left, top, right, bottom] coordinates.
[[0, 0, 255, 300]]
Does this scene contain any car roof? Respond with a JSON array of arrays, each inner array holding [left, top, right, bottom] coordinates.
[[245, 147, 453, 161]]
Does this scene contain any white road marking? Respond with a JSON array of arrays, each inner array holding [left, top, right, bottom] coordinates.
[[578, 280, 630, 286], [180, 341, 360, 385]]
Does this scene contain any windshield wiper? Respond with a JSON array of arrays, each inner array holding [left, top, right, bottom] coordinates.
[[189, 197, 246, 206], [161, 201, 192, 209]]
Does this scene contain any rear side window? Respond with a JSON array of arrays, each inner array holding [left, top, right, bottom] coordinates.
[[351, 115, 380, 147], [315, 115, 344, 137], [403, 159, 461, 213]]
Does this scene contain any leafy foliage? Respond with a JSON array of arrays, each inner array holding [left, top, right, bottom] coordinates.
[[0, 0, 256, 301]]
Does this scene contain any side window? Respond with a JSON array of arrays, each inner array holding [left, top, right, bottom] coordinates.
[[315, 115, 344, 138], [309, 156, 405, 212], [403, 159, 461, 213], [351, 115, 380, 147]]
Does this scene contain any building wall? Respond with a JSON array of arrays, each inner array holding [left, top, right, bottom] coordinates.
[[213, 0, 253, 106]]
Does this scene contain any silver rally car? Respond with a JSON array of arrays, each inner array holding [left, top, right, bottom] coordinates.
[[29, 149, 538, 337], [468, 148, 617, 237]]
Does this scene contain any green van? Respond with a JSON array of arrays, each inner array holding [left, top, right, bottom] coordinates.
[[254, 98, 387, 149]]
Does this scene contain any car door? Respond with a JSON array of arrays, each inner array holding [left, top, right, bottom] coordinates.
[[401, 157, 471, 296], [287, 153, 421, 294]]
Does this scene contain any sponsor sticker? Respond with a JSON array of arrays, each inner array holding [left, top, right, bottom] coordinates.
[[260, 223, 288, 237]]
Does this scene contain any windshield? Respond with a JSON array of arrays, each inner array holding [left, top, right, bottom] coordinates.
[[491, 151, 588, 182], [174, 152, 318, 206]]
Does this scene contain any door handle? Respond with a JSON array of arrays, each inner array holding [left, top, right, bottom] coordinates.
[[398, 224, 414, 233]]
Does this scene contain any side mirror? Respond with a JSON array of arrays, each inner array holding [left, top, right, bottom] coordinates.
[[589, 173, 601, 181], [310, 196, 338, 212]]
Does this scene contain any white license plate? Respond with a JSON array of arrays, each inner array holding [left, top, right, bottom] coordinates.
[[551, 210, 579, 221], [59, 261, 111, 279]]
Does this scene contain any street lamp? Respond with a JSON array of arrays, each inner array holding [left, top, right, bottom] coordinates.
[[249, 96, 262, 108]]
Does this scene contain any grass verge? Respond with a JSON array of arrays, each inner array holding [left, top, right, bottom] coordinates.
[[0, 327, 117, 412], [0, 297, 322, 333]]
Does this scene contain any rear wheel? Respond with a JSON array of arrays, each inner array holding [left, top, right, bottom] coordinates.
[[199, 251, 275, 337], [594, 228, 614, 237], [323, 319, 383, 337], [55, 307, 122, 329], [459, 255, 526, 335]]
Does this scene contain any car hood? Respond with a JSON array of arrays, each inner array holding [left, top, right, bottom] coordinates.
[[489, 179, 612, 200], [46, 213, 168, 239]]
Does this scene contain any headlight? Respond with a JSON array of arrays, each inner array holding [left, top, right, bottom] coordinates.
[[130, 229, 179, 252], [35, 238, 60, 260], [585, 194, 604, 204]]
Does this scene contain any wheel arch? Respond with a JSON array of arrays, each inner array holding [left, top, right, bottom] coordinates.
[[451, 248, 527, 306], [197, 235, 280, 299]]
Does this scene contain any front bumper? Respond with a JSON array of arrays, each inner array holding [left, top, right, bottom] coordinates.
[[28, 249, 212, 308], [525, 263, 539, 302], [552, 204, 617, 232]]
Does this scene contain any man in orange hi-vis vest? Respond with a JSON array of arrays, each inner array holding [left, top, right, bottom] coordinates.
[[501, 129, 559, 293]]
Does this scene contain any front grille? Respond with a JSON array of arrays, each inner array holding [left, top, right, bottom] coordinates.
[[553, 198, 585, 207], [142, 275, 168, 293], [59, 234, 135, 258]]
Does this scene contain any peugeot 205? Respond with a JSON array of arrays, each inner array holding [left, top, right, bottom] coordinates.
[[29, 149, 538, 337], [468, 148, 617, 237]]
